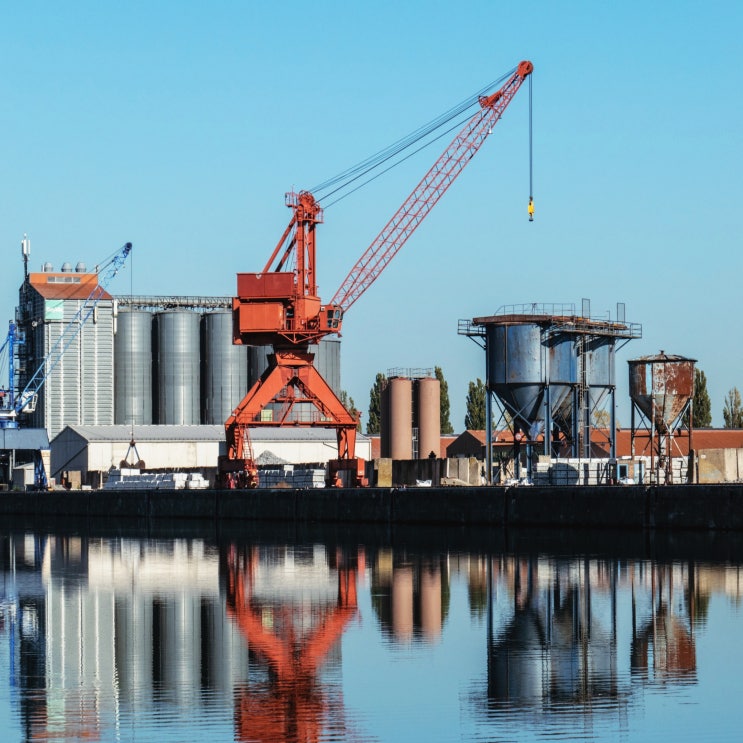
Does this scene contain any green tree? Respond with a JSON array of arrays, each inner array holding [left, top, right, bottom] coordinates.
[[339, 390, 361, 431], [723, 387, 743, 428], [690, 368, 712, 428], [435, 365, 454, 434], [366, 373, 386, 434], [464, 378, 487, 430]]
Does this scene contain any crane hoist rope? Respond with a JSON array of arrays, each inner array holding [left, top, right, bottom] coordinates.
[[310, 67, 519, 208]]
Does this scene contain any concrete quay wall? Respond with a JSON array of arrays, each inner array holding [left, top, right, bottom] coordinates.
[[3, 484, 743, 531]]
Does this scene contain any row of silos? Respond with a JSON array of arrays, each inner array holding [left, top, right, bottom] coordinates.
[[380, 375, 440, 459], [114, 310, 340, 426], [486, 320, 616, 438]]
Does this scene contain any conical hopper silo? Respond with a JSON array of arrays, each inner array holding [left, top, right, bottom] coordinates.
[[545, 332, 577, 435], [628, 352, 695, 433], [486, 322, 545, 432]]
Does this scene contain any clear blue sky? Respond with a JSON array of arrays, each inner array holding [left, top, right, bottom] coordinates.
[[1, 1, 740, 430]]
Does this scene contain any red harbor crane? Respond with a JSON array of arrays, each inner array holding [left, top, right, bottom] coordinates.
[[219, 60, 533, 488]]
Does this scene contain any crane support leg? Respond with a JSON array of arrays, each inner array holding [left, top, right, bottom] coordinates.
[[222, 348, 366, 488]]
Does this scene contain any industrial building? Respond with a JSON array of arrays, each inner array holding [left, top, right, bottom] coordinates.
[[3, 252, 349, 488], [50, 425, 371, 489]]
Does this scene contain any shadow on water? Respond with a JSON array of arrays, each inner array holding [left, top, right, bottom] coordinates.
[[4, 513, 743, 563]]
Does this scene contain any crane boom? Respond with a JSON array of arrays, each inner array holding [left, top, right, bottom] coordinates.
[[331, 60, 533, 312]]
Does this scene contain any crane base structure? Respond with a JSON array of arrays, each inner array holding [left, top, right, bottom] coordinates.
[[219, 348, 367, 489]]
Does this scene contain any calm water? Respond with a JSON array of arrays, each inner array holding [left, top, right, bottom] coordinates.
[[2, 521, 743, 742]]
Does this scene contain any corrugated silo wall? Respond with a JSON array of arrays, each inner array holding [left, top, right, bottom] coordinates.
[[114, 310, 153, 425], [154, 311, 201, 425], [586, 338, 614, 415], [202, 310, 249, 424], [389, 377, 413, 460], [28, 296, 115, 439], [417, 377, 440, 459]]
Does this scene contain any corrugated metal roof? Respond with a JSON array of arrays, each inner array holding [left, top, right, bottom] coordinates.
[[0, 428, 50, 450], [54, 424, 370, 444]]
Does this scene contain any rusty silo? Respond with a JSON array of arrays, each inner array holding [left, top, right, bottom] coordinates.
[[389, 376, 413, 460], [417, 376, 441, 459], [628, 351, 695, 483]]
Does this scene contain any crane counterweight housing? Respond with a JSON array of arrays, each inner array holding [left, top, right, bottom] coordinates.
[[219, 61, 533, 488]]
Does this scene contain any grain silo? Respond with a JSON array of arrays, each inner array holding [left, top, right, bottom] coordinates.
[[202, 311, 249, 425], [628, 351, 695, 483], [154, 311, 201, 425], [417, 376, 440, 459], [389, 376, 413, 460], [114, 310, 153, 425], [486, 321, 546, 434]]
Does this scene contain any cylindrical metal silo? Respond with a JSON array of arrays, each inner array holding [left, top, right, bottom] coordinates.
[[202, 311, 249, 424], [114, 310, 153, 425], [628, 352, 695, 432], [248, 345, 272, 389], [314, 339, 341, 395], [417, 377, 440, 459], [586, 338, 615, 413], [249, 339, 341, 395], [486, 323, 545, 431], [155, 311, 201, 425], [389, 377, 413, 460], [545, 333, 577, 433]]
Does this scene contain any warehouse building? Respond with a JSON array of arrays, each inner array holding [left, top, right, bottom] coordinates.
[[50, 425, 371, 488]]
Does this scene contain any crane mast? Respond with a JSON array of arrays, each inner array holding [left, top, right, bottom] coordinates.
[[220, 61, 533, 488]]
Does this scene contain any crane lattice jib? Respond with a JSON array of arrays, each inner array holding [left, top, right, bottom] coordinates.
[[330, 61, 533, 312]]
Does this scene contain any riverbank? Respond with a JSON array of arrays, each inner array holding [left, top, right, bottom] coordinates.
[[2, 483, 743, 531]]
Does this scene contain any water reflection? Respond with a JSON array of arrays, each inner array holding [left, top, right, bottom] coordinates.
[[370, 550, 449, 644], [225, 544, 360, 741], [1, 529, 742, 742]]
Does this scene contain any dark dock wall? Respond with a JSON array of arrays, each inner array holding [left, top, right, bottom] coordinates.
[[3, 484, 743, 531]]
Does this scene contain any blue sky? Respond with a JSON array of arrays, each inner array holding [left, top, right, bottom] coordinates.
[[1, 1, 740, 430]]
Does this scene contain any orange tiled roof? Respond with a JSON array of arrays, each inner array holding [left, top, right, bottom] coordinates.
[[28, 272, 111, 301]]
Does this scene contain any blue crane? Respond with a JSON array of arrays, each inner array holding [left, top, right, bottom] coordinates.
[[0, 241, 132, 487]]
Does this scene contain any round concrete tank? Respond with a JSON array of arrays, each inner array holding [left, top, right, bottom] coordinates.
[[380, 381, 391, 458], [628, 352, 695, 432], [486, 323, 545, 430], [202, 311, 249, 424], [114, 310, 153, 425], [417, 377, 440, 459], [389, 377, 413, 460], [155, 311, 201, 425]]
